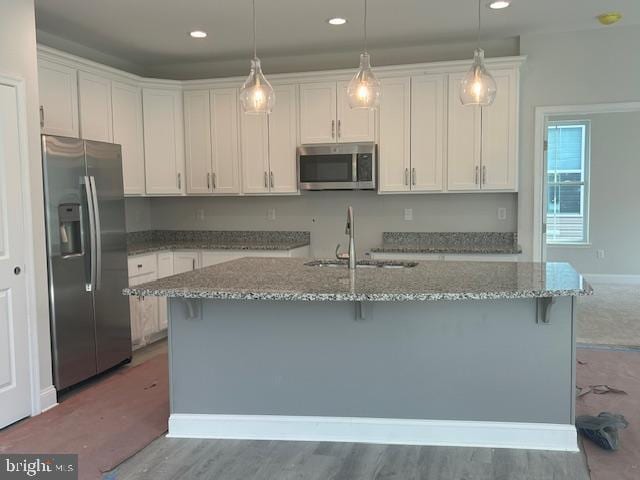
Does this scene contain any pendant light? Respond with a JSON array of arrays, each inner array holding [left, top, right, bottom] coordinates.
[[239, 0, 275, 114], [347, 0, 381, 109], [459, 0, 497, 106]]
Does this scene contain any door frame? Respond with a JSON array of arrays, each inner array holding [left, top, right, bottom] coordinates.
[[532, 101, 640, 262], [0, 72, 48, 417]]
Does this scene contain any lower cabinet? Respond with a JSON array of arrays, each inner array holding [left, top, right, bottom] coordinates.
[[128, 271, 159, 349]]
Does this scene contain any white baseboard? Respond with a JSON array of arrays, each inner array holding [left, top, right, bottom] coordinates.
[[39, 385, 58, 413], [167, 414, 578, 452], [584, 273, 640, 285]]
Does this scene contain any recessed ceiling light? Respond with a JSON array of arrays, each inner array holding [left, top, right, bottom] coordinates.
[[488, 0, 511, 9], [327, 17, 348, 26], [189, 30, 207, 39]]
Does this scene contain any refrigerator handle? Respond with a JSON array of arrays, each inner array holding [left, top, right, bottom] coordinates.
[[84, 176, 97, 292], [89, 176, 102, 290]]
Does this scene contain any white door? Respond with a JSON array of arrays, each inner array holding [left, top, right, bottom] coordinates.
[[481, 69, 518, 191], [142, 88, 185, 195], [37, 59, 79, 137], [184, 90, 212, 194], [240, 113, 270, 194], [336, 81, 376, 143], [411, 74, 445, 192], [378, 77, 410, 193], [112, 81, 145, 195], [447, 73, 481, 191], [299, 82, 337, 144], [0, 82, 31, 428], [268, 85, 298, 194], [210, 88, 241, 194], [78, 71, 113, 142]]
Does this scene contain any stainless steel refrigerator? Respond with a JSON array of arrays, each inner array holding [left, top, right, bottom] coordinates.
[[42, 135, 131, 391]]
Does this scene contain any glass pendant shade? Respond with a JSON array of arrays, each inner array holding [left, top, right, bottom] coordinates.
[[347, 52, 381, 109], [240, 57, 275, 114], [459, 48, 497, 106]]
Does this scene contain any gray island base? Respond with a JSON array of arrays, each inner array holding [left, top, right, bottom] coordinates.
[[124, 258, 592, 452]]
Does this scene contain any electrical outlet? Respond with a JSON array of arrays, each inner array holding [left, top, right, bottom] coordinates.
[[404, 208, 413, 221], [267, 208, 276, 221], [196, 209, 205, 221], [597, 249, 605, 259], [497, 207, 507, 220]]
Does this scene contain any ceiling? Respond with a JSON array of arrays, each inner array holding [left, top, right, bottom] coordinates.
[[35, 0, 639, 69]]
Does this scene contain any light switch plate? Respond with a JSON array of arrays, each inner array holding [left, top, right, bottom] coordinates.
[[497, 208, 507, 220], [267, 208, 276, 221], [597, 249, 605, 259], [196, 209, 205, 221], [404, 208, 413, 221]]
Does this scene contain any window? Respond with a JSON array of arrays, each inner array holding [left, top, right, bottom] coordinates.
[[546, 121, 590, 244]]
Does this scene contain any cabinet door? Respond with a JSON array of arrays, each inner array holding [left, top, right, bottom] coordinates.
[[78, 71, 112, 142], [240, 112, 270, 194], [173, 251, 200, 274], [201, 251, 245, 267], [112, 81, 145, 195], [211, 88, 241, 194], [157, 252, 174, 278], [481, 69, 518, 191], [378, 77, 410, 193], [184, 90, 212, 194], [142, 88, 185, 195], [37, 59, 79, 137], [268, 85, 298, 194], [337, 81, 376, 143], [129, 272, 159, 347], [299, 82, 337, 144], [411, 74, 446, 192], [447, 73, 481, 191]]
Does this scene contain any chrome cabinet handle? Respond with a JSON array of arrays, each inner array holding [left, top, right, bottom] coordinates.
[[337, 120, 341, 139], [212, 172, 217, 189], [482, 165, 487, 185], [412, 168, 416, 186], [475, 166, 479, 185], [207, 172, 211, 190], [331, 120, 335, 139], [270, 171, 274, 188], [192, 258, 196, 270], [39, 106, 45, 128], [177, 172, 182, 190], [264, 171, 268, 188], [404, 168, 409, 186]]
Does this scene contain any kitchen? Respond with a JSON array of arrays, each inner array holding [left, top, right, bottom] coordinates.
[[1, 1, 639, 479]]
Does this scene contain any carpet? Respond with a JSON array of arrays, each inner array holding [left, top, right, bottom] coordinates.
[[0, 353, 169, 480], [576, 348, 640, 480]]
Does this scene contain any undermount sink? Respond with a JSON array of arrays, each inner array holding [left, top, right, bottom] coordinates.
[[304, 259, 418, 269]]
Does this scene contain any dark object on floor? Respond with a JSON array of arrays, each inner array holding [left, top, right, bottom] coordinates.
[[0, 353, 169, 480], [576, 412, 629, 450]]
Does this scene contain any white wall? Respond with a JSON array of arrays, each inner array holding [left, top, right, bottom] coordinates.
[[547, 111, 640, 274], [149, 192, 517, 258], [518, 25, 640, 262], [0, 0, 53, 392]]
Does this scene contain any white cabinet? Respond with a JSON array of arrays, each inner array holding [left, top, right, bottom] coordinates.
[[156, 252, 174, 331], [78, 71, 113, 142], [201, 251, 245, 267], [447, 70, 518, 192], [142, 88, 185, 195], [299, 81, 374, 144], [37, 59, 79, 137], [173, 251, 200, 274], [112, 81, 146, 195], [128, 271, 159, 348], [241, 84, 298, 194], [210, 88, 241, 194], [184, 90, 213, 194]]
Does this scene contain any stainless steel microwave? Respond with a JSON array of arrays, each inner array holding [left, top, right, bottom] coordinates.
[[297, 143, 377, 191]]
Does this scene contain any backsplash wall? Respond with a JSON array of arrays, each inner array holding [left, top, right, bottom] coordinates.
[[139, 192, 517, 257]]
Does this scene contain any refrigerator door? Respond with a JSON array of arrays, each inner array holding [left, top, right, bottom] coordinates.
[[85, 141, 132, 372], [42, 135, 97, 389]]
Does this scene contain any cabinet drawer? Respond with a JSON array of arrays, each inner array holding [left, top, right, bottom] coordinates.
[[128, 253, 157, 278]]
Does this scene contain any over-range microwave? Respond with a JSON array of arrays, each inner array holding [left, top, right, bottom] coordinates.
[[297, 143, 377, 191]]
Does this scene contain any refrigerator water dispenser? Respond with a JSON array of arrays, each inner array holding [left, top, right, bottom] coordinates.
[[58, 203, 83, 256]]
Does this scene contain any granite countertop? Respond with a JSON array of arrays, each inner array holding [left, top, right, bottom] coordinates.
[[123, 257, 593, 302], [127, 230, 310, 256], [370, 232, 522, 255]]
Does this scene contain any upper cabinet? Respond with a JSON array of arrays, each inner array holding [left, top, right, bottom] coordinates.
[[241, 84, 299, 194], [112, 81, 146, 195], [299, 81, 375, 144], [78, 71, 113, 142], [447, 68, 518, 192], [38, 59, 79, 137], [184, 90, 213, 194], [142, 88, 185, 195]]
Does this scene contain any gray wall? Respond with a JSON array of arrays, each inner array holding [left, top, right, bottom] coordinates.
[[124, 197, 152, 232], [1, 0, 54, 392], [518, 25, 640, 263], [547, 112, 640, 275], [148, 192, 517, 257]]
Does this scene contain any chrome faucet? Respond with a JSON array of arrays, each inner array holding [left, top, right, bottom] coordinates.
[[335, 206, 356, 270]]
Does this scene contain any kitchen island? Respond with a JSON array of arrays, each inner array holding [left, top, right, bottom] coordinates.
[[124, 258, 591, 451]]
